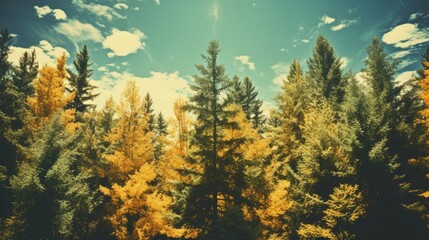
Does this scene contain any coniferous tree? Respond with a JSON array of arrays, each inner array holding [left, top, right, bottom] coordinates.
[[13, 50, 37, 98], [100, 80, 182, 239], [66, 45, 99, 115], [154, 112, 168, 161], [183, 41, 260, 238], [27, 53, 75, 130], [356, 37, 428, 239], [307, 35, 344, 105], [4, 114, 97, 240], [144, 92, 155, 131]]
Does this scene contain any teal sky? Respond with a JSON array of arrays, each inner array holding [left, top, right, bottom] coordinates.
[[1, 0, 428, 116]]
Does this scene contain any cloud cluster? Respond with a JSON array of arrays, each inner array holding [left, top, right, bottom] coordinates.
[[9, 40, 69, 68], [382, 23, 429, 48], [54, 19, 103, 43], [271, 62, 289, 86], [235, 55, 256, 71], [114, 3, 129, 10], [409, 12, 422, 21], [72, 0, 125, 21], [394, 71, 415, 86], [331, 19, 359, 31], [91, 71, 191, 118], [390, 50, 412, 59], [321, 15, 336, 24], [340, 57, 349, 70], [34, 5, 67, 20], [102, 28, 146, 57]]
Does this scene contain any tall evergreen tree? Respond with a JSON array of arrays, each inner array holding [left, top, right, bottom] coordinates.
[[66, 45, 99, 115], [144, 92, 155, 131], [356, 37, 428, 239], [12, 50, 37, 98], [307, 35, 344, 104], [4, 115, 97, 240], [183, 41, 260, 238]]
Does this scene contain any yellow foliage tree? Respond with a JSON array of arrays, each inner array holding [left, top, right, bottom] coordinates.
[[418, 61, 429, 225], [27, 53, 75, 129], [100, 80, 183, 239], [102, 80, 153, 182]]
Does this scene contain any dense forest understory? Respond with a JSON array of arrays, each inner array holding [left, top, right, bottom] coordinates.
[[1, 28, 429, 239]]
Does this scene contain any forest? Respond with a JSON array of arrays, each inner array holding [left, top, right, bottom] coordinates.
[[0, 28, 429, 239]]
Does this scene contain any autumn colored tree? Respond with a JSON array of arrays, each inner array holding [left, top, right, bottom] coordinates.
[[27, 53, 75, 129], [100, 80, 182, 239]]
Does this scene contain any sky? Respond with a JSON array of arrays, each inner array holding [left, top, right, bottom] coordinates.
[[1, 0, 428, 117]]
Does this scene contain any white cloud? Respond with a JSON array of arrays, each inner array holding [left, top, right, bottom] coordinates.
[[301, 39, 309, 43], [54, 19, 103, 43], [52, 9, 67, 20], [154, 0, 161, 5], [98, 66, 108, 72], [382, 23, 429, 48], [271, 62, 289, 86], [340, 57, 349, 70], [394, 71, 415, 86], [210, 2, 219, 22], [235, 55, 256, 71], [355, 71, 370, 91], [252, 3, 256, 7], [409, 12, 422, 21], [331, 19, 359, 31], [72, 0, 125, 21], [91, 71, 191, 118], [34, 6, 52, 18], [9, 40, 69, 69], [298, 26, 304, 32], [321, 15, 335, 24], [391, 50, 412, 59], [114, 3, 129, 10], [102, 28, 146, 57], [34, 5, 67, 20], [398, 59, 416, 69]]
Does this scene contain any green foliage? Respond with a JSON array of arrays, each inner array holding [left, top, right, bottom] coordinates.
[[66, 45, 99, 115], [4, 115, 97, 239], [307, 35, 345, 104]]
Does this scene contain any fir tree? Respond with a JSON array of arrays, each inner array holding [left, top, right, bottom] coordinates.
[[307, 35, 344, 105], [66, 45, 99, 115], [144, 92, 155, 131]]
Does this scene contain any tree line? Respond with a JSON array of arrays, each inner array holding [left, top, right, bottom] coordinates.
[[0, 28, 429, 239]]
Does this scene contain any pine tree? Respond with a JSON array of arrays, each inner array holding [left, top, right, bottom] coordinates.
[[307, 35, 344, 105], [4, 114, 97, 239], [155, 112, 168, 136], [66, 45, 99, 115], [154, 112, 168, 161], [12, 50, 37, 98], [0, 27, 19, 233], [356, 37, 428, 239], [144, 92, 155, 131], [183, 41, 260, 238]]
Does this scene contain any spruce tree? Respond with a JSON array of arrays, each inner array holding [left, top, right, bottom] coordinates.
[[4, 115, 97, 239], [183, 41, 258, 238], [307, 35, 344, 105], [66, 45, 99, 115], [144, 92, 155, 131], [356, 37, 428, 239]]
